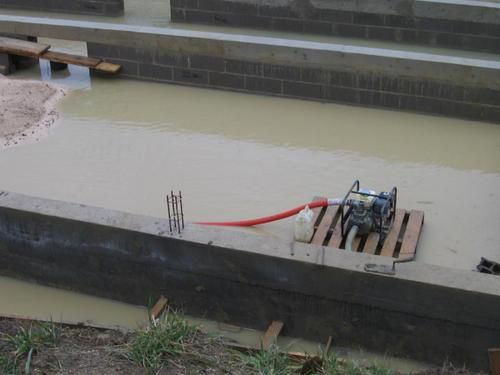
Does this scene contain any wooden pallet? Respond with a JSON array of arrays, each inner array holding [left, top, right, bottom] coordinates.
[[0, 36, 120, 74], [307, 196, 424, 258]]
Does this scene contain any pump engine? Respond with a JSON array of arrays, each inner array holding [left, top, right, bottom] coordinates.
[[339, 181, 397, 250]]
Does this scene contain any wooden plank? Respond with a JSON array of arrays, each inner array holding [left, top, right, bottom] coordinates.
[[95, 61, 121, 74], [325, 336, 333, 355], [0, 36, 50, 57], [399, 210, 424, 257], [42, 50, 101, 67], [261, 320, 284, 349], [310, 196, 326, 231], [380, 209, 406, 257], [363, 233, 379, 254], [489, 348, 500, 375], [327, 212, 344, 249], [150, 295, 168, 320], [311, 205, 338, 246]]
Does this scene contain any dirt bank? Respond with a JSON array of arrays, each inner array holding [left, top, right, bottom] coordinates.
[[0, 317, 483, 375], [0, 74, 65, 149]]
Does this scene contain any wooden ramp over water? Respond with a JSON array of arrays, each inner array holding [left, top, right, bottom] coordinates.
[[0, 36, 120, 74], [307, 196, 424, 258]]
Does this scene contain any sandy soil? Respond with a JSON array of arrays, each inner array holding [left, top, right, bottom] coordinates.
[[0, 74, 65, 149]]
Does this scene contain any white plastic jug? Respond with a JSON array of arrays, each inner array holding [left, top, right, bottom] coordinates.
[[294, 205, 315, 243]]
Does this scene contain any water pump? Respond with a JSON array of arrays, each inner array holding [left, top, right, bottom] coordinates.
[[339, 181, 397, 251]]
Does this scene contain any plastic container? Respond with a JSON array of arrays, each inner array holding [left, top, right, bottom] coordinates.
[[294, 205, 315, 243]]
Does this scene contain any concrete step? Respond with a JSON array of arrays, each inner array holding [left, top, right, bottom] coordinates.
[[0, 14, 499, 122], [170, 0, 500, 54]]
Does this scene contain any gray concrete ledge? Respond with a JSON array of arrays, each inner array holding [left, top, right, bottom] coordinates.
[[170, 0, 500, 53], [0, 191, 499, 370], [0, 0, 124, 16]]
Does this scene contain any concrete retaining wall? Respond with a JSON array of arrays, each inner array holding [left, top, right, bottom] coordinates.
[[0, 191, 499, 370], [0, 0, 124, 16], [88, 41, 500, 123], [170, 0, 500, 54], [1, 15, 499, 122]]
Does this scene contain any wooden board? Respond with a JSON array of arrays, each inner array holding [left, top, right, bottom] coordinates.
[[95, 61, 121, 74], [380, 208, 406, 257], [0, 36, 50, 57], [399, 210, 424, 258], [150, 295, 168, 320], [311, 196, 326, 229], [311, 205, 338, 246], [490, 348, 500, 375], [327, 219, 344, 248], [262, 320, 283, 349], [42, 50, 101, 67]]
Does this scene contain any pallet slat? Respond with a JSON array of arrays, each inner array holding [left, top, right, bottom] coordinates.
[[42, 50, 102, 67], [400, 210, 424, 258], [380, 209, 406, 257], [0, 36, 50, 57], [310, 196, 326, 229], [311, 205, 338, 246]]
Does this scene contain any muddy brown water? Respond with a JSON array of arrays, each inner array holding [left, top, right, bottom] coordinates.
[[0, 37, 499, 372]]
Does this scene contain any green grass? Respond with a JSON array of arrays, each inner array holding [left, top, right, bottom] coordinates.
[[6, 321, 59, 358], [127, 308, 198, 372], [238, 347, 394, 375], [310, 352, 395, 375], [4, 320, 59, 375], [0, 354, 19, 375], [240, 345, 293, 375]]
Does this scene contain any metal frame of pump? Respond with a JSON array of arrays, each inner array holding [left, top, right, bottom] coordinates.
[[339, 180, 397, 251]]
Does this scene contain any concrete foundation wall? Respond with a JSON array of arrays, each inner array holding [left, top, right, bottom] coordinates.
[[0, 191, 499, 370], [170, 0, 500, 54], [0, 0, 124, 16]]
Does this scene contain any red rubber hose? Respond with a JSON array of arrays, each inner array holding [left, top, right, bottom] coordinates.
[[194, 199, 330, 227]]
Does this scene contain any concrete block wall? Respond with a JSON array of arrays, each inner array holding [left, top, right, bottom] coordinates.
[[88, 42, 500, 123], [170, 0, 500, 54], [0, 0, 124, 16]]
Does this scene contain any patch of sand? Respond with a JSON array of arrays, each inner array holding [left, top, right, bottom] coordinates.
[[0, 74, 66, 149]]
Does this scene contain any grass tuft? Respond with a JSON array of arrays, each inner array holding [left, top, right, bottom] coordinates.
[[311, 352, 395, 375], [0, 354, 19, 375], [240, 344, 294, 375], [6, 321, 59, 358], [127, 308, 198, 372]]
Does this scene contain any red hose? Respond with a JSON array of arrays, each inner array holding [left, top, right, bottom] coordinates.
[[194, 199, 329, 227]]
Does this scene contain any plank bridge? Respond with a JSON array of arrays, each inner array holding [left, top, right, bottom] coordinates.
[[0, 36, 120, 73]]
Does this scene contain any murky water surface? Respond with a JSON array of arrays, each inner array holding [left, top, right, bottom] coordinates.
[[0, 35, 499, 371], [5, 39, 500, 271]]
